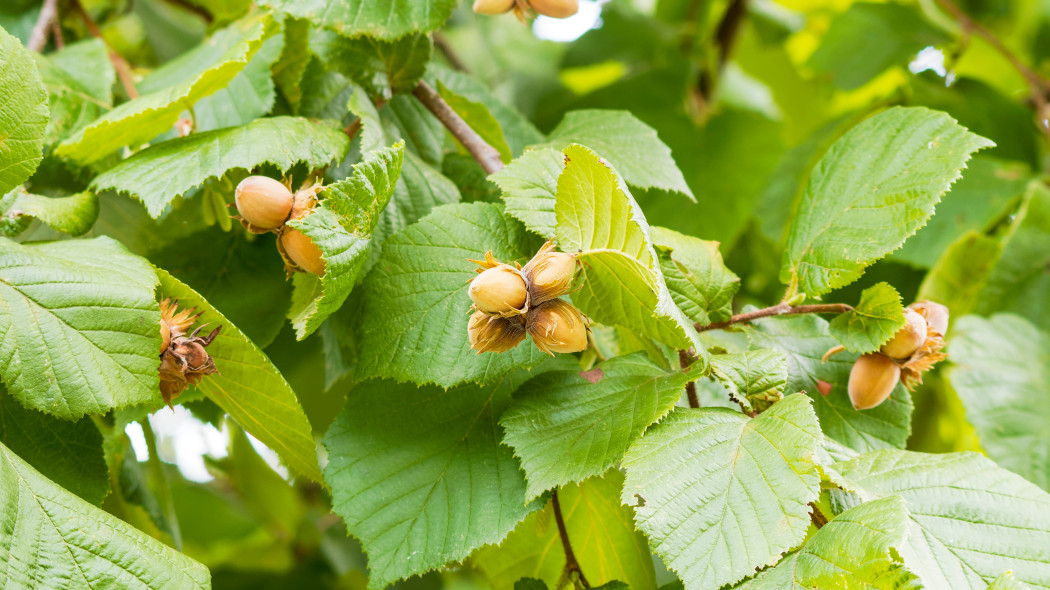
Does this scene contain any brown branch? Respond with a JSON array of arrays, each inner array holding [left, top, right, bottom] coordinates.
[[696, 303, 852, 333], [413, 80, 504, 174], [808, 502, 829, 529], [51, 16, 65, 50], [552, 490, 590, 588], [714, 0, 749, 68], [935, 0, 1050, 143], [27, 0, 59, 52], [344, 118, 362, 141], [679, 350, 700, 408], [71, 0, 139, 99], [433, 33, 467, 72]]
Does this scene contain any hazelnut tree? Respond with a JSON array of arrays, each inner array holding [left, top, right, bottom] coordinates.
[[1, 0, 1050, 589]]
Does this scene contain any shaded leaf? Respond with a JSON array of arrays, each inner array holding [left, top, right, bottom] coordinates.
[[492, 147, 562, 238], [829, 282, 905, 353], [653, 226, 739, 326], [260, 0, 458, 40], [0, 25, 48, 195], [710, 349, 788, 413], [0, 189, 98, 236]]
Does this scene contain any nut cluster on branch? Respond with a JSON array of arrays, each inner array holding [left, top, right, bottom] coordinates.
[[473, 0, 580, 20], [234, 175, 326, 277], [158, 298, 221, 408], [839, 300, 950, 411], [467, 240, 588, 355]]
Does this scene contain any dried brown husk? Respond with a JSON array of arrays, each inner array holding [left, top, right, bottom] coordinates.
[[158, 299, 221, 408], [522, 239, 577, 306], [468, 310, 527, 353]]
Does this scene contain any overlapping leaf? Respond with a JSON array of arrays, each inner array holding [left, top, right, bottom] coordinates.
[[0, 189, 98, 237], [35, 39, 113, 145], [156, 270, 321, 482], [0, 441, 211, 589], [836, 450, 1050, 589], [829, 282, 905, 353], [0, 237, 160, 419], [55, 13, 276, 164], [710, 349, 788, 412], [0, 26, 48, 195], [736, 497, 918, 589], [327, 33, 430, 97], [473, 470, 657, 590], [653, 227, 739, 326], [260, 0, 457, 40], [556, 144, 704, 354], [621, 394, 822, 590], [323, 374, 541, 588], [948, 314, 1050, 490], [747, 315, 912, 452], [918, 231, 1001, 316], [501, 353, 699, 500], [781, 107, 993, 297], [491, 147, 562, 238], [287, 142, 404, 339]]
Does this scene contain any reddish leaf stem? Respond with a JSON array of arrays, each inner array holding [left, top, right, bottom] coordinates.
[[27, 0, 59, 52], [413, 80, 504, 174], [696, 303, 852, 333], [71, 0, 139, 99], [552, 490, 590, 588]]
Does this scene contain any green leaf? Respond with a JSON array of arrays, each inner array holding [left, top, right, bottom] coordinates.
[[438, 80, 512, 163], [156, 269, 322, 482], [621, 394, 822, 590], [988, 572, 1033, 590], [0, 25, 47, 196], [893, 156, 1029, 269], [948, 314, 1050, 491], [355, 202, 546, 387], [491, 147, 562, 239], [0, 387, 108, 505], [709, 349, 788, 412], [501, 353, 698, 500], [272, 17, 312, 113], [433, 67, 544, 157], [917, 231, 1002, 317], [323, 375, 539, 589], [0, 440, 211, 589], [191, 33, 284, 133], [328, 33, 430, 97], [835, 450, 1050, 589], [539, 110, 692, 199], [474, 470, 657, 590], [976, 183, 1050, 333], [808, 2, 948, 90], [736, 497, 918, 589], [92, 116, 348, 218], [0, 237, 160, 419], [287, 142, 404, 339], [0, 189, 98, 236], [35, 40, 113, 145], [556, 144, 703, 353], [55, 13, 276, 164], [829, 282, 905, 353], [652, 226, 740, 326], [260, 0, 457, 39], [781, 107, 994, 298], [747, 314, 912, 452], [48, 39, 114, 107]]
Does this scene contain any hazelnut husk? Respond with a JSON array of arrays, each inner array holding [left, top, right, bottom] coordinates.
[[909, 300, 949, 336], [848, 353, 900, 411], [468, 251, 529, 317], [521, 239, 577, 306], [468, 310, 527, 353], [158, 298, 221, 408], [879, 308, 927, 360], [526, 299, 589, 354], [234, 176, 294, 232]]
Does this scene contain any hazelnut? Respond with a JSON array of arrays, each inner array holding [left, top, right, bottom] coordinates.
[[522, 240, 576, 306], [529, 0, 579, 18], [469, 264, 528, 316], [473, 0, 515, 14], [879, 308, 927, 360], [909, 300, 949, 336], [469, 310, 527, 353], [848, 353, 900, 410], [526, 299, 588, 354], [280, 228, 326, 276], [235, 176, 293, 230]]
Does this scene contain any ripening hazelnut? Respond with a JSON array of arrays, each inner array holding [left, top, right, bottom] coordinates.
[[280, 228, 326, 276], [473, 0, 515, 14], [522, 240, 576, 306], [879, 308, 927, 360], [469, 310, 527, 353], [235, 176, 294, 230], [909, 300, 949, 336], [469, 265, 528, 316], [529, 0, 579, 18], [848, 353, 900, 410], [526, 299, 588, 354]]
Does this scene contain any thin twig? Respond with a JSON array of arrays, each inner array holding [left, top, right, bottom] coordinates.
[[51, 17, 65, 50], [71, 0, 139, 99], [679, 350, 700, 408], [552, 490, 591, 588], [27, 0, 59, 52], [935, 0, 1050, 143], [808, 502, 829, 529], [433, 32, 467, 72], [413, 80, 504, 174], [697, 0, 749, 102], [696, 303, 852, 333]]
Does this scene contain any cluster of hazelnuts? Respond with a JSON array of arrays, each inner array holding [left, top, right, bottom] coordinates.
[[836, 300, 949, 411], [473, 0, 580, 19], [234, 176, 326, 277], [467, 240, 589, 355], [157, 298, 220, 408]]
